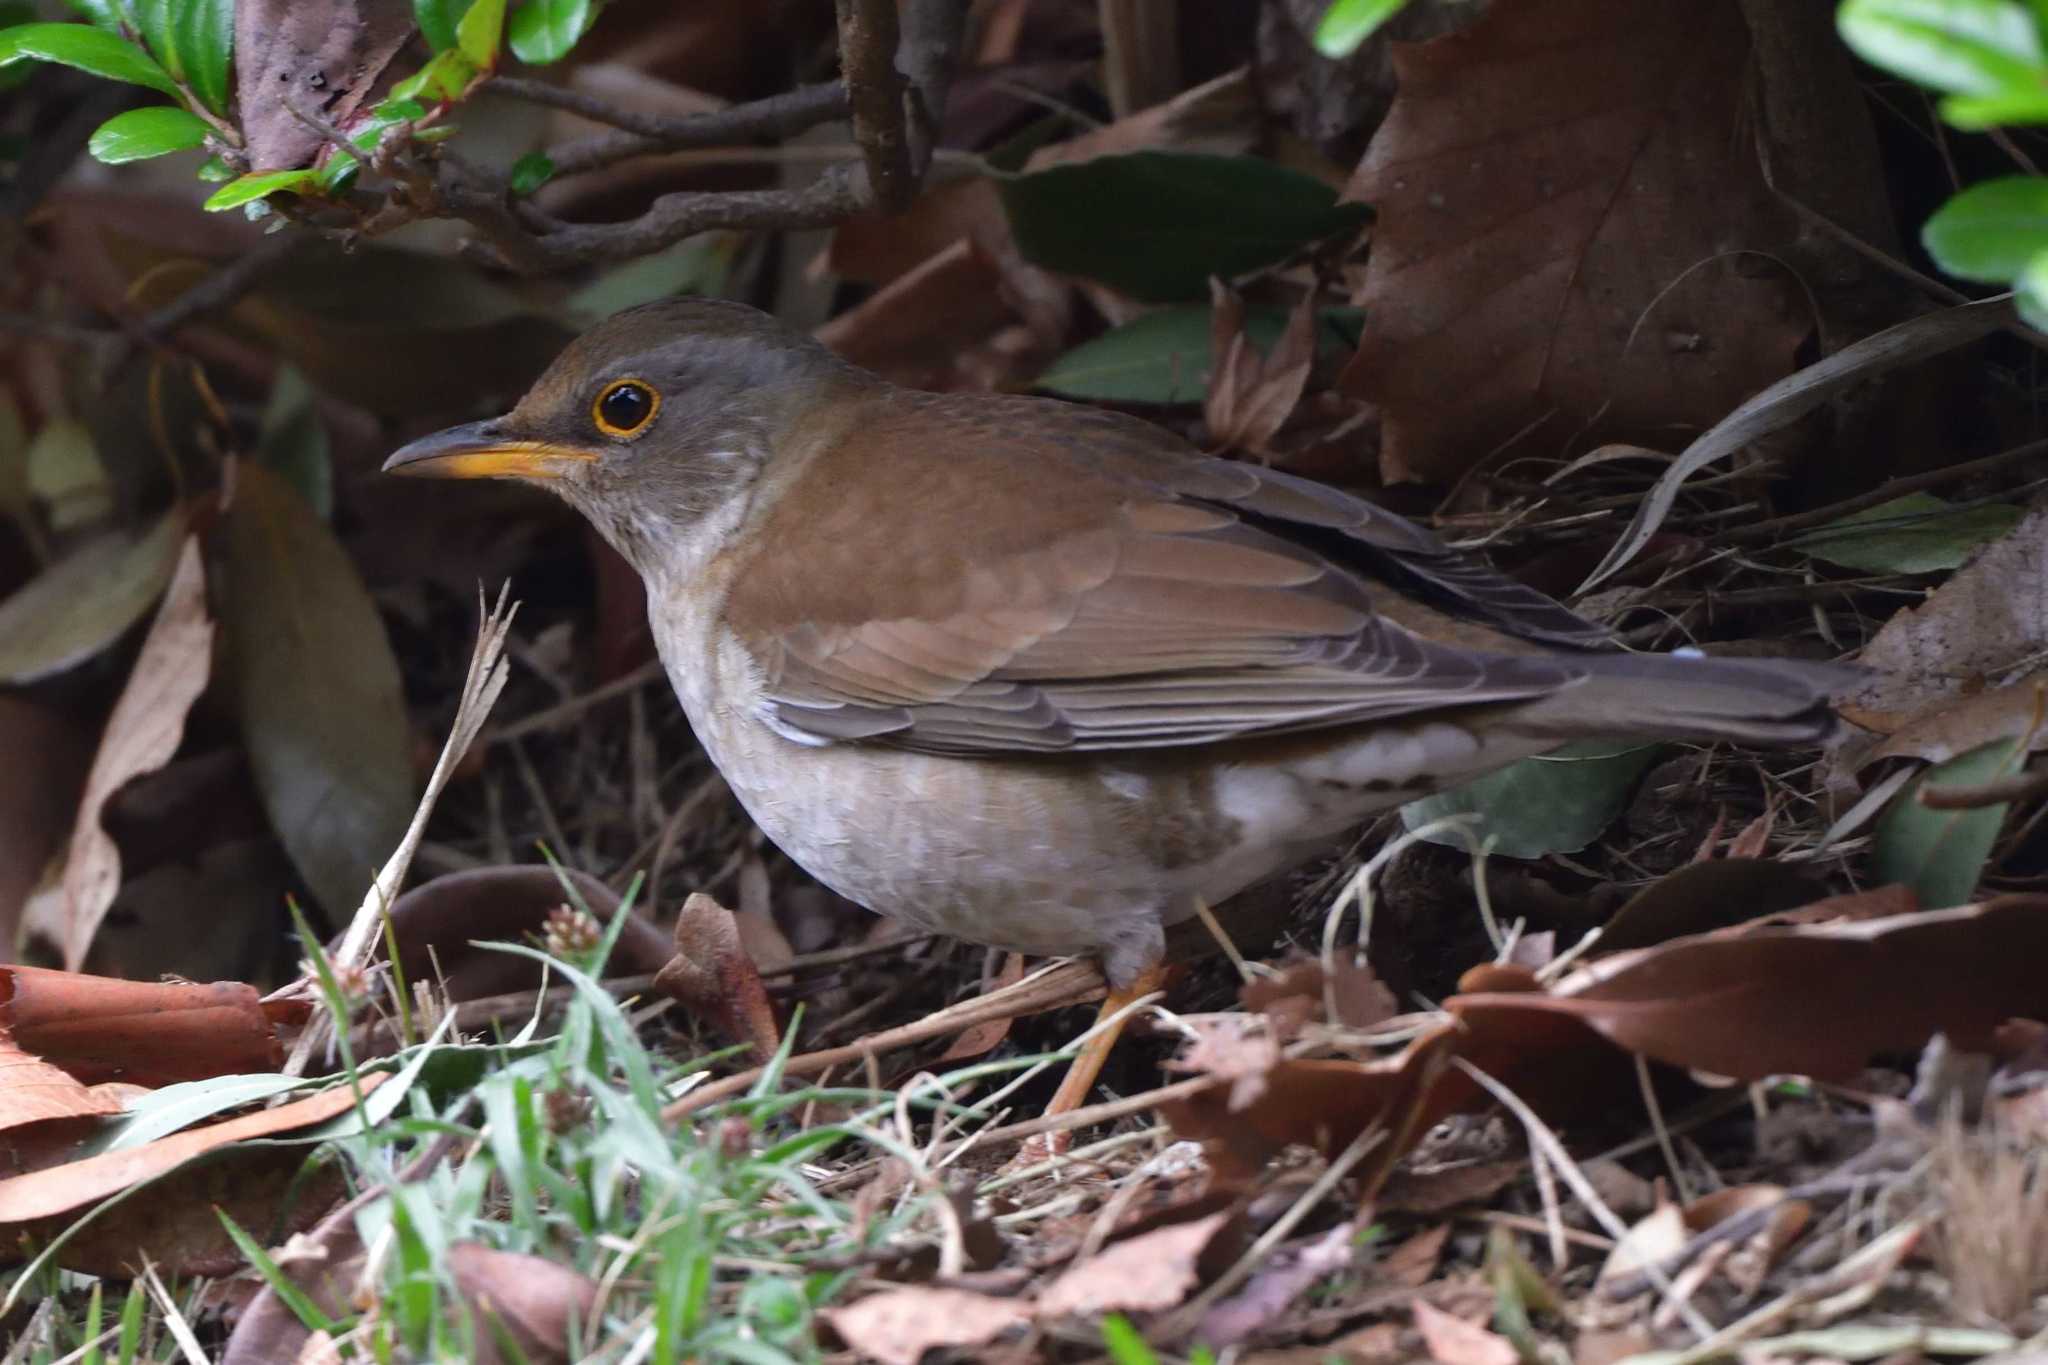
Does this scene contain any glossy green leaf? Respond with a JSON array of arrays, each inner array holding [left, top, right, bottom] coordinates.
[[258, 366, 333, 519], [0, 508, 186, 684], [59, 0, 123, 32], [414, 0, 466, 52], [1790, 492, 2023, 573], [0, 22, 178, 95], [1940, 85, 2048, 125], [1837, 0, 2045, 96], [389, 46, 475, 103], [1313, 0, 1407, 57], [1402, 741, 1665, 860], [509, 149, 554, 193], [223, 464, 412, 919], [87, 104, 208, 162], [1035, 304, 1363, 403], [195, 153, 232, 181], [507, 0, 590, 64], [999, 152, 1372, 302], [1873, 735, 2027, 908], [175, 0, 232, 113], [455, 0, 505, 65], [1923, 176, 2048, 282], [2019, 248, 2048, 331], [202, 167, 315, 210]]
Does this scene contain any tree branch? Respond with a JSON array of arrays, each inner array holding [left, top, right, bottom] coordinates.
[[836, 0, 912, 212], [533, 82, 853, 178]]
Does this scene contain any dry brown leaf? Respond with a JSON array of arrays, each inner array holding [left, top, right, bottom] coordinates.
[[1380, 1162, 1524, 1216], [1173, 1015, 1282, 1109], [1037, 1209, 1235, 1317], [1197, 1223, 1353, 1348], [1866, 682, 2048, 765], [1412, 1298, 1518, 1365], [1595, 859, 1824, 953], [1240, 954, 1397, 1036], [1207, 283, 1318, 456], [824, 1285, 1032, 1365], [234, 0, 412, 170], [0, 698, 89, 963], [55, 535, 212, 971], [1379, 1223, 1453, 1286], [447, 1241, 601, 1365], [0, 1074, 382, 1225], [1845, 506, 2048, 729], [0, 1030, 125, 1135], [3, 966, 281, 1086], [1342, 0, 1804, 483], [655, 892, 780, 1060]]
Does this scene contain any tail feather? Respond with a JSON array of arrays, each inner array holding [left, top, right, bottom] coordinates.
[[1515, 652, 1860, 746]]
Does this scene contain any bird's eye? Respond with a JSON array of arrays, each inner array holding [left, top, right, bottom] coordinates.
[[593, 379, 659, 438]]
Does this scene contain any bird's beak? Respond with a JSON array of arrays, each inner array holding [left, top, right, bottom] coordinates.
[[381, 420, 599, 481]]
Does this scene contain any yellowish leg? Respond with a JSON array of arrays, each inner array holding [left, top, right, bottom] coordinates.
[[1014, 962, 1173, 1164]]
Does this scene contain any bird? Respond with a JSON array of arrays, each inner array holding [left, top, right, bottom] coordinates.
[[385, 297, 1850, 1073]]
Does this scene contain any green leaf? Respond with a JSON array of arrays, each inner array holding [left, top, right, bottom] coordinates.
[[1923, 175, 2048, 282], [1789, 492, 2024, 573], [1035, 304, 1363, 403], [999, 152, 1372, 302], [1313, 0, 1407, 57], [508, 0, 590, 64], [389, 46, 475, 103], [195, 152, 233, 180], [87, 104, 208, 162], [1837, 0, 2046, 96], [0, 22, 179, 95], [565, 237, 733, 323], [59, 0, 123, 32], [175, 0, 232, 113], [456, 0, 506, 65], [2019, 247, 2048, 330], [414, 0, 466, 51], [509, 149, 554, 193], [0, 508, 186, 685], [1940, 85, 2048, 125], [1402, 741, 1665, 860], [258, 366, 333, 519], [1100, 1315, 1160, 1365], [223, 463, 413, 918], [202, 167, 315, 210], [1873, 735, 2027, 908]]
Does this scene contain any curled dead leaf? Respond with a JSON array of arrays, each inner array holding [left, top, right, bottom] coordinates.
[[448, 1241, 601, 1365], [655, 892, 781, 1060], [824, 1285, 1032, 1365], [1037, 1209, 1237, 1318]]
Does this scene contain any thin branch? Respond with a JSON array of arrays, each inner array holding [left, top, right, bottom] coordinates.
[[836, 0, 913, 212], [134, 231, 299, 341], [1716, 437, 2048, 546], [539, 82, 853, 178], [1919, 762, 2048, 810]]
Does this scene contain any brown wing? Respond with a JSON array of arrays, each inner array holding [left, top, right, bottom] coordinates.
[[721, 390, 1605, 755]]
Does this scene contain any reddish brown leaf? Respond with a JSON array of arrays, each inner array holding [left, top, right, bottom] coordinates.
[[448, 1241, 601, 1365], [3, 967, 281, 1086], [655, 892, 780, 1060], [55, 535, 212, 970], [824, 1285, 1032, 1365], [1207, 283, 1318, 456], [0, 1031, 125, 1135], [1038, 1210, 1236, 1317], [1342, 0, 1803, 483], [1412, 1298, 1518, 1365]]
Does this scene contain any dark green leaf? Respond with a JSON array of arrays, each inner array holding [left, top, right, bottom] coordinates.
[[1313, 0, 1407, 57], [87, 104, 208, 163], [58, 0, 122, 32], [257, 366, 333, 519], [1790, 492, 2024, 573], [1402, 741, 1665, 860], [1923, 176, 2048, 283], [507, 0, 589, 64], [455, 0, 505, 65], [1873, 735, 2027, 909], [414, 0, 466, 52], [999, 152, 1371, 302], [1035, 305, 1362, 403], [0, 22, 179, 95], [0, 508, 186, 684], [173, 0, 232, 113], [1837, 0, 2046, 96], [223, 463, 412, 918], [509, 149, 554, 194], [202, 167, 315, 210]]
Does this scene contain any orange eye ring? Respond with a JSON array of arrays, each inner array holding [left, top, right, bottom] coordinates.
[[593, 379, 660, 438]]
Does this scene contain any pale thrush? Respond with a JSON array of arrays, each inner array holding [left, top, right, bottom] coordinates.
[[385, 299, 1850, 987]]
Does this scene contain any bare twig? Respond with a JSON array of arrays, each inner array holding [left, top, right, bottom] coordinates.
[[501, 79, 850, 176], [1919, 762, 2048, 810], [836, 0, 913, 212], [503, 166, 874, 269], [1717, 437, 2048, 547]]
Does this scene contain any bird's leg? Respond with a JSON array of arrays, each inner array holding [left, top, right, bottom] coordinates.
[[1013, 959, 1173, 1164]]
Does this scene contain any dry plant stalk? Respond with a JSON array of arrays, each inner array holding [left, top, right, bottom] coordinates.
[[1928, 1115, 2048, 1328]]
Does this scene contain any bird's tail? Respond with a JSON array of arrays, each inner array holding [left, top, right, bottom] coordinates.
[[1511, 651, 1860, 746]]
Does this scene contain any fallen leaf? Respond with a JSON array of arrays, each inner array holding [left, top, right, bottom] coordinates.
[[222, 462, 412, 919], [0, 507, 186, 684], [54, 535, 213, 970], [0, 1074, 382, 1224], [4, 966, 282, 1087], [1412, 1298, 1518, 1365], [1343, 0, 1803, 483], [447, 1241, 601, 1365], [1866, 682, 2048, 765], [1198, 1223, 1352, 1348], [0, 1031, 126, 1135], [1241, 953, 1397, 1036], [1378, 1223, 1452, 1286], [0, 699, 90, 962], [1872, 734, 2027, 909], [1380, 1162, 1523, 1216], [1173, 1015, 1282, 1108], [1205, 282, 1318, 455], [1791, 493, 2024, 575], [654, 892, 780, 1059], [824, 1285, 1032, 1365], [815, 238, 1016, 389], [1403, 741, 1664, 860], [1845, 503, 2048, 727], [1038, 1209, 1236, 1317], [232, 0, 412, 170], [1595, 859, 1825, 953]]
